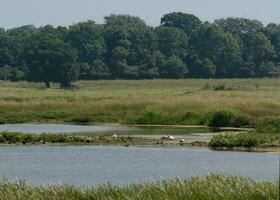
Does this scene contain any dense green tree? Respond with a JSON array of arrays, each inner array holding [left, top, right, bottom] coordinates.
[[189, 23, 243, 77], [0, 13, 279, 83], [104, 14, 160, 79], [25, 32, 79, 87], [215, 18, 263, 38], [160, 56, 187, 78], [188, 58, 216, 78], [67, 21, 108, 79], [246, 32, 275, 77], [263, 24, 280, 64], [161, 12, 201, 35], [0, 34, 14, 67], [0, 65, 24, 81], [156, 27, 188, 58]]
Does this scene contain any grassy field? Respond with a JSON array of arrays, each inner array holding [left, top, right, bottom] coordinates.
[[0, 79, 279, 126], [0, 174, 278, 200]]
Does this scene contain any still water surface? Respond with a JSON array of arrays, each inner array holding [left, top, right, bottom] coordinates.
[[0, 146, 278, 186], [0, 124, 216, 140]]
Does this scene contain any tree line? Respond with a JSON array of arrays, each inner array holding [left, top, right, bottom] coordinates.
[[0, 12, 279, 87]]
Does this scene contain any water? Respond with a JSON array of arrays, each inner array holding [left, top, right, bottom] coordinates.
[[0, 146, 278, 186], [0, 124, 215, 134], [0, 124, 217, 141], [0, 124, 133, 134]]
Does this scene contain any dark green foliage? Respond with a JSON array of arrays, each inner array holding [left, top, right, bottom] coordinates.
[[215, 17, 263, 37], [257, 117, 280, 134], [230, 115, 250, 128], [0, 13, 279, 84], [0, 65, 24, 81], [207, 110, 234, 127], [161, 12, 202, 34], [127, 111, 205, 125], [209, 133, 280, 148], [161, 56, 188, 78], [25, 32, 79, 88], [207, 110, 249, 127]]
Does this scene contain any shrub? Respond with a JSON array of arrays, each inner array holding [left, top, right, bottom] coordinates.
[[70, 115, 91, 123], [180, 112, 204, 125], [128, 111, 169, 125], [0, 135, 4, 143], [230, 115, 250, 127], [207, 110, 235, 127], [213, 84, 226, 91], [1, 132, 24, 143], [0, 116, 6, 124], [209, 133, 279, 148], [127, 111, 204, 125], [257, 117, 280, 134], [206, 110, 249, 128]]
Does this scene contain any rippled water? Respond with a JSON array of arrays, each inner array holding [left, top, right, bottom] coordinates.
[[0, 146, 278, 186]]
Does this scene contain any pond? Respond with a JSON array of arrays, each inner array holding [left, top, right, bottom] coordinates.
[[0, 146, 278, 186], [0, 124, 217, 134], [0, 124, 221, 141]]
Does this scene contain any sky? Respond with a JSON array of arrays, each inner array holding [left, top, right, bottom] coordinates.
[[0, 0, 280, 29]]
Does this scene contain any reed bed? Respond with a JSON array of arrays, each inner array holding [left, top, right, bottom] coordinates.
[[0, 174, 278, 200]]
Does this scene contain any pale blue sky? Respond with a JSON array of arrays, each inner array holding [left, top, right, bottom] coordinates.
[[0, 0, 279, 29]]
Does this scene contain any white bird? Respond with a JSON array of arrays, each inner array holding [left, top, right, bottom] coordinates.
[[161, 135, 175, 140], [179, 139, 185, 143]]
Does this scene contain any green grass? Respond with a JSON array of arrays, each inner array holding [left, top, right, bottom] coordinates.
[[0, 174, 278, 200], [257, 117, 280, 134], [0, 79, 279, 126]]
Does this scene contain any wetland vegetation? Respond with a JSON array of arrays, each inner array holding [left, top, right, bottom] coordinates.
[[0, 174, 278, 200], [0, 79, 279, 127]]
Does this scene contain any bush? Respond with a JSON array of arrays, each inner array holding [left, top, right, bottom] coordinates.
[[180, 112, 204, 125], [127, 111, 204, 125], [207, 110, 235, 127], [213, 84, 226, 91], [257, 117, 280, 134], [132, 111, 169, 124], [206, 110, 249, 128], [0, 135, 4, 143], [70, 115, 91, 123], [209, 133, 279, 148], [209, 133, 258, 148], [230, 115, 250, 127], [1, 132, 24, 143]]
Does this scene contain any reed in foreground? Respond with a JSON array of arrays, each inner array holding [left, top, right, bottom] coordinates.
[[0, 174, 278, 200]]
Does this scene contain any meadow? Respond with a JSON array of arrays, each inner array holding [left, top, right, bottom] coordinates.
[[0, 174, 278, 200], [0, 79, 279, 127]]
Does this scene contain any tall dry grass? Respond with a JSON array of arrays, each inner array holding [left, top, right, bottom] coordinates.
[[0, 79, 279, 125]]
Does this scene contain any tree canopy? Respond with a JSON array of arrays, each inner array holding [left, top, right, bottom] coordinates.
[[0, 13, 279, 87]]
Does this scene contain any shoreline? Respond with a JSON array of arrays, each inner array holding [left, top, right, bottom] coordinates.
[[0, 141, 279, 153]]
